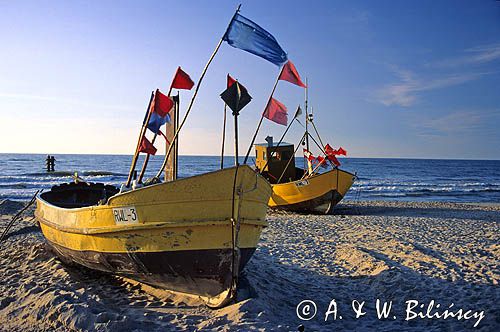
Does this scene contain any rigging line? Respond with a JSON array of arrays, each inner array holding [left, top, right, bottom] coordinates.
[[221, 104, 227, 169], [276, 132, 307, 184], [307, 132, 331, 160], [243, 65, 286, 164], [309, 118, 326, 150], [258, 113, 298, 174], [0, 190, 40, 244], [155, 38, 224, 179]]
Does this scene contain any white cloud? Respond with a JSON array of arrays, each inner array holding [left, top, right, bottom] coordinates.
[[431, 43, 500, 68], [374, 42, 500, 107], [413, 110, 500, 138], [374, 67, 484, 107]]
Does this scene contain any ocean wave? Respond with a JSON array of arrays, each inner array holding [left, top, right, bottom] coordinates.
[[21, 171, 126, 177], [0, 183, 28, 189], [82, 171, 127, 177], [355, 185, 500, 194]]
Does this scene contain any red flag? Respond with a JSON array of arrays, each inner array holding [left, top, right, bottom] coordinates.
[[328, 154, 341, 167], [324, 144, 342, 166], [325, 144, 335, 155], [337, 147, 347, 156], [154, 89, 174, 117], [171, 66, 194, 90], [138, 136, 157, 155], [279, 60, 306, 88], [325, 144, 347, 156], [264, 98, 288, 126], [227, 74, 236, 88], [316, 155, 328, 168]]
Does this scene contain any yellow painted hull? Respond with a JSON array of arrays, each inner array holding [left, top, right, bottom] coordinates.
[[35, 165, 272, 307], [269, 168, 355, 213]]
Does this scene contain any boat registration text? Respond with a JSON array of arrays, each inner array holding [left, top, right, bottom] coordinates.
[[112, 206, 139, 224]]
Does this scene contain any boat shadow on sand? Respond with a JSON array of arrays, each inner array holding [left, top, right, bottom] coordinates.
[[239, 245, 499, 331], [15, 240, 498, 331], [1, 214, 498, 331]]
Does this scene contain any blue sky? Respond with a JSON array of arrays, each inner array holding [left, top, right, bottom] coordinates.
[[0, 0, 499, 159]]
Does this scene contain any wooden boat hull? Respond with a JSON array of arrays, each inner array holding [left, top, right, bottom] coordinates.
[[35, 165, 272, 307], [268, 168, 355, 214]]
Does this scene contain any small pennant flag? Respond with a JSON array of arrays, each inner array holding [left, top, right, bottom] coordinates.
[[337, 147, 347, 156], [171, 66, 194, 90], [220, 80, 252, 114], [279, 60, 306, 88], [324, 144, 335, 155], [227, 74, 236, 88], [328, 154, 341, 167], [293, 105, 302, 119], [316, 155, 328, 168], [325, 144, 342, 166], [264, 98, 288, 126], [223, 13, 288, 66], [147, 112, 171, 134], [138, 136, 157, 155], [325, 144, 347, 156], [154, 89, 174, 117]]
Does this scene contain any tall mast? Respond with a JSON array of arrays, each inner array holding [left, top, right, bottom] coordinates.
[[304, 77, 310, 151], [304, 77, 312, 174]]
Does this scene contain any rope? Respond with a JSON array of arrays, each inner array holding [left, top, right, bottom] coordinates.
[[0, 190, 40, 244]]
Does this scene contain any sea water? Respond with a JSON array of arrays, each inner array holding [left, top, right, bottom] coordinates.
[[0, 153, 499, 203]]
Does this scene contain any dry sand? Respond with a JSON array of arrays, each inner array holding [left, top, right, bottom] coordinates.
[[0, 199, 498, 331]]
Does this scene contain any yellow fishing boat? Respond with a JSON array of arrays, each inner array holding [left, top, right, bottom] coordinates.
[[34, 8, 279, 305], [255, 140, 355, 214], [36, 165, 271, 307]]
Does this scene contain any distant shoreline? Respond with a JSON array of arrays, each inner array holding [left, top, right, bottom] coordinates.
[[1, 152, 499, 162]]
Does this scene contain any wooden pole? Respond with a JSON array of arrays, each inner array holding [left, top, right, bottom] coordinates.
[[155, 5, 241, 179], [305, 78, 310, 151], [137, 135, 157, 184], [153, 95, 177, 183], [243, 64, 285, 164], [126, 91, 154, 187], [137, 75, 178, 183], [304, 78, 313, 175], [174, 92, 179, 180], [233, 109, 239, 166], [220, 103, 227, 169]]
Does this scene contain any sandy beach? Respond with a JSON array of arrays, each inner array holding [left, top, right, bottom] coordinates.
[[0, 199, 498, 331]]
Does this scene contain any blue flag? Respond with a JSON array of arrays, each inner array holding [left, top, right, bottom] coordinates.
[[147, 112, 170, 134], [223, 13, 288, 66]]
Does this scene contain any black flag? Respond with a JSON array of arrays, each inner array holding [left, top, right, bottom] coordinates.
[[220, 81, 252, 115]]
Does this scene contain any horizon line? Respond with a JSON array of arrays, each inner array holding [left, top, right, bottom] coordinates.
[[0, 152, 498, 162]]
